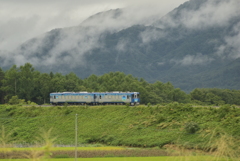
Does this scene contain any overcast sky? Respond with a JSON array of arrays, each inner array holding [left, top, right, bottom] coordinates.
[[0, 0, 188, 51]]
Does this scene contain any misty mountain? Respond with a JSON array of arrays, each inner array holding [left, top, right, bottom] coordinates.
[[2, 0, 240, 92]]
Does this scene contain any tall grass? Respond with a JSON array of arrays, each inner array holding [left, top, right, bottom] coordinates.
[[202, 128, 240, 161]]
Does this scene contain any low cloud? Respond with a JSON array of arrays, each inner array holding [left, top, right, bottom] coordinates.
[[157, 0, 240, 30], [0, 0, 187, 68], [171, 53, 214, 66], [140, 28, 166, 43], [154, 0, 240, 61], [214, 22, 240, 59]]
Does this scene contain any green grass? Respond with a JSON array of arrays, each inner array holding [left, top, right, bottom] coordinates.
[[0, 147, 125, 152], [0, 104, 240, 154], [0, 156, 235, 161]]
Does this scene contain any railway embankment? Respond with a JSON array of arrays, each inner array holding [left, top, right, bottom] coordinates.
[[0, 103, 239, 157]]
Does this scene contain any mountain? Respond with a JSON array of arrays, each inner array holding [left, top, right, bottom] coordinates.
[[2, 0, 240, 92]]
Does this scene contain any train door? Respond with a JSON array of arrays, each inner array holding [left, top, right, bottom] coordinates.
[[94, 94, 100, 104]]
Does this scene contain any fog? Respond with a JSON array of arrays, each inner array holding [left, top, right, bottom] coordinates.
[[1, 0, 240, 68]]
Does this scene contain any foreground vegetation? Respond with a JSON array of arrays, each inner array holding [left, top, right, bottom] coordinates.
[[0, 103, 240, 160], [1, 63, 240, 105], [0, 157, 233, 161]]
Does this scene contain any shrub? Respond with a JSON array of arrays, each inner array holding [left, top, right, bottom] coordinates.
[[147, 103, 151, 107], [8, 96, 20, 105], [184, 122, 200, 134], [218, 105, 232, 118]]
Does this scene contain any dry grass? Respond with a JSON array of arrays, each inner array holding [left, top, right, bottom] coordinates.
[[0, 149, 169, 158]]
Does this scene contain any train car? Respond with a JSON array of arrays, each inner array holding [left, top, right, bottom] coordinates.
[[50, 91, 140, 106]]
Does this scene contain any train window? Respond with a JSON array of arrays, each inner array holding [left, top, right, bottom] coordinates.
[[127, 95, 129, 99], [100, 95, 102, 99], [54, 96, 56, 99], [137, 94, 139, 98]]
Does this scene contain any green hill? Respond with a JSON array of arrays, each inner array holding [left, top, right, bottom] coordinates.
[[1, 104, 240, 151]]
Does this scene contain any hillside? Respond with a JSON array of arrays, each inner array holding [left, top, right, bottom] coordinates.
[[1, 0, 240, 92], [1, 104, 240, 151]]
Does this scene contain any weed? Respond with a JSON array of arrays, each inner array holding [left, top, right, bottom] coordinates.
[[184, 122, 200, 134], [35, 128, 57, 159]]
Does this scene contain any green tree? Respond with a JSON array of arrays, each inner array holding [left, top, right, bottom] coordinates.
[[173, 88, 190, 103], [1, 65, 19, 102], [0, 68, 4, 103], [190, 88, 205, 102], [205, 93, 225, 105], [18, 63, 35, 101], [50, 73, 65, 92], [39, 73, 51, 104]]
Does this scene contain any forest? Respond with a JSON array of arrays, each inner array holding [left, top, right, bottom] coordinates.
[[0, 63, 240, 105]]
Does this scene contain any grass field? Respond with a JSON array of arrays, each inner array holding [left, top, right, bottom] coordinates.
[[1, 105, 240, 160], [0, 156, 234, 161], [0, 147, 125, 152]]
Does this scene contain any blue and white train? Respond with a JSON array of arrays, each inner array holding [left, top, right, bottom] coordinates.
[[50, 91, 140, 106]]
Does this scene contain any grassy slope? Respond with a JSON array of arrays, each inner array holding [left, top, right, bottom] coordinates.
[[0, 104, 240, 150], [0, 156, 225, 161]]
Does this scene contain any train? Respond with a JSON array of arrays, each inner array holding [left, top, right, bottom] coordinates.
[[50, 91, 140, 105]]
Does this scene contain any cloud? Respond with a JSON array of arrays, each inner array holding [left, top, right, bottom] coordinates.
[[224, 22, 240, 59], [140, 28, 166, 43], [0, 0, 187, 52], [0, 0, 188, 68], [157, 0, 240, 30], [153, 0, 240, 61], [116, 38, 129, 52], [171, 53, 214, 66], [181, 0, 240, 29], [215, 22, 240, 59]]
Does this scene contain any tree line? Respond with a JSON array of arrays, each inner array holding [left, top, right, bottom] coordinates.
[[0, 63, 239, 105]]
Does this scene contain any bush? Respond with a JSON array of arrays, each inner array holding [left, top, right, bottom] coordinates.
[[8, 96, 20, 105], [184, 122, 200, 134], [147, 103, 151, 107]]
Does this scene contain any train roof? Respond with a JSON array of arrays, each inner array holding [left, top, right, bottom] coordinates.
[[50, 91, 139, 95]]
